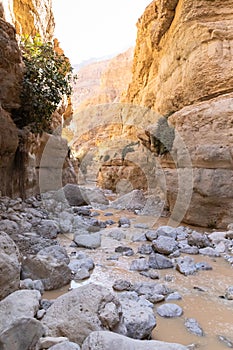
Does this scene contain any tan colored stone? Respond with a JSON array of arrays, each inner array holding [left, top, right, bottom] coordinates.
[[125, 0, 233, 115]]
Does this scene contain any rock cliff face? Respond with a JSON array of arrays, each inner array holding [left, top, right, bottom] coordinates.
[[123, 0, 233, 228], [72, 48, 134, 112], [0, 0, 75, 197]]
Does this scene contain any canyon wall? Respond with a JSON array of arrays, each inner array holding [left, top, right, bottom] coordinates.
[[0, 0, 76, 197], [123, 0, 233, 228], [71, 47, 134, 112], [70, 0, 233, 228]]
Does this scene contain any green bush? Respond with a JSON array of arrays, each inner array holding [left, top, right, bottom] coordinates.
[[13, 34, 75, 133]]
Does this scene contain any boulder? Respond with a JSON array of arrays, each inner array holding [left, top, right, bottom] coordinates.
[[73, 232, 101, 249], [82, 331, 189, 350], [118, 292, 156, 339], [63, 184, 88, 206], [21, 254, 71, 290], [0, 290, 41, 333], [0, 317, 44, 350], [110, 190, 146, 211], [156, 303, 183, 318], [0, 232, 21, 300], [42, 283, 123, 346]]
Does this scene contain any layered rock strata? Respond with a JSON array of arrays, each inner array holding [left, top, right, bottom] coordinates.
[[123, 0, 233, 228]]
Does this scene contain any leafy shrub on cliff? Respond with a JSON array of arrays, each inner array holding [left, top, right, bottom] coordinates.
[[13, 34, 74, 133]]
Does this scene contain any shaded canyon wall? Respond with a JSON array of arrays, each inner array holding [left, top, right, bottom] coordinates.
[[0, 0, 76, 197]]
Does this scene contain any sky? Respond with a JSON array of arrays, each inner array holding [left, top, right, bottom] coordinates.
[[52, 0, 152, 65]]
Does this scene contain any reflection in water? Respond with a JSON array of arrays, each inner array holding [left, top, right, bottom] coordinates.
[[44, 210, 233, 350]]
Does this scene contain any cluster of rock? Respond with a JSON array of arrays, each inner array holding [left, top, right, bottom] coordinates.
[[1, 185, 233, 349]]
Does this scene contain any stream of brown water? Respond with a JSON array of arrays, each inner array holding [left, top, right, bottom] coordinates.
[[45, 209, 233, 350]]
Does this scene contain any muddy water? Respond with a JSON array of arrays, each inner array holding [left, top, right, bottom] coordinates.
[[45, 209, 233, 350]]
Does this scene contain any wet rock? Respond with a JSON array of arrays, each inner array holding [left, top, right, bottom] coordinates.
[[118, 292, 156, 339], [152, 236, 178, 255], [21, 255, 71, 290], [137, 243, 153, 255], [74, 232, 101, 249], [175, 256, 197, 276], [225, 286, 233, 300], [0, 317, 45, 350], [48, 341, 81, 349], [145, 230, 158, 241], [199, 247, 220, 257], [110, 189, 146, 211], [184, 318, 204, 336], [82, 331, 189, 350], [106, 228, 126, 241], [118, 217, 131, 228], [20, 278, 44, 294], [188, 231, 211, 248], [156, 303, 183, 318], [37, 219, 60, 239], [0, 232, 21, 300], [130, 258, 149, 271], [148, 253, 174, 269], [112, 279, 132, 291], [42, 283, 123, 346], [115, 246, 134, 256], [63, 184, 89, 206], [0, 290, 41, 333]]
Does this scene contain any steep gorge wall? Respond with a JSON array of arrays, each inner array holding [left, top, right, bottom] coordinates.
[[71, 47, 134, 113], [124, 0, 233, 228], [0, 0, 75, 197]]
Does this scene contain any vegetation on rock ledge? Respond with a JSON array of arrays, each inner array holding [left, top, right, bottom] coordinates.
[[13, 34, 75, 133]]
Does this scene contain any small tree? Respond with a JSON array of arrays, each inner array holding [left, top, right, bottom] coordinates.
[[13, 34, 75, 133]]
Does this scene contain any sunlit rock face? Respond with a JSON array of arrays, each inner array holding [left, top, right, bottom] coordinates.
[[126, 0, 233, 114], [66, 104, 165, 198], [71, 47, 134, 113], [0, 1, 75, 197], [123, 0, 233, 228], [1, 0, 54, 40]]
